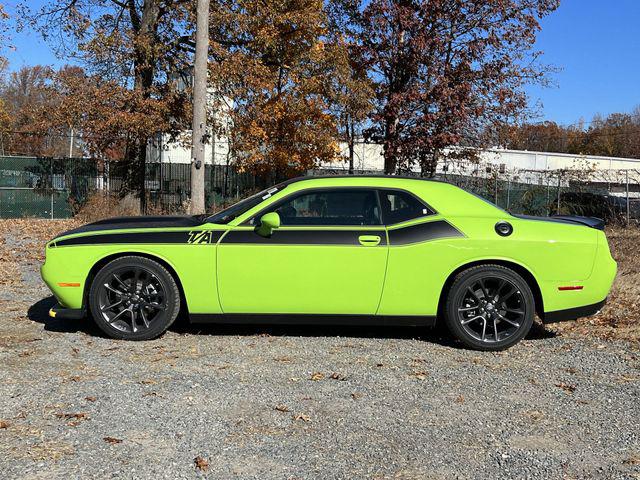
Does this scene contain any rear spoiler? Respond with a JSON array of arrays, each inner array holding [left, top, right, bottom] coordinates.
[[513, 214, 605, 230], [550, 215, 605, 230]]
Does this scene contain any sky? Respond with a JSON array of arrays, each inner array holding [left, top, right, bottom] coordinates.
[[525, 0, 640, 125], [3, 0, 640, 126]]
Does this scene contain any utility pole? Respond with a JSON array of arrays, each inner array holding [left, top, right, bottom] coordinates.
[[69, 127, 74, 158], [626, 170, 630, 226], [189, 0, 210, 214]]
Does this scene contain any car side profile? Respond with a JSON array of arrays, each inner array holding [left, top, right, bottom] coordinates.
[[41, 176, 617, 350]]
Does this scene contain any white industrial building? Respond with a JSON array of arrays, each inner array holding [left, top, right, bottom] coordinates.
[[148, 133, 640, 175]]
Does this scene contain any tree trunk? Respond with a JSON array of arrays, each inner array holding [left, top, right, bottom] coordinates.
[[137, 143, 147, 213], [189, 0, 210, 214], [383, 116, 399, 174], [131, 0, 162, 213], [420, 148, 438, 178], [348, 117, 354, 175]]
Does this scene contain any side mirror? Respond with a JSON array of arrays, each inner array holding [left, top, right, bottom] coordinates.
[[256, 212, 280, 238]]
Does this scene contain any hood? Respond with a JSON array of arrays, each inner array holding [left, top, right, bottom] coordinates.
[[54, 215, 205, 240]]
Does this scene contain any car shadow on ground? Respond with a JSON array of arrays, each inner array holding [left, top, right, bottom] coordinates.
[[27, 296, 103, 336], [28, 296, 557, 347]]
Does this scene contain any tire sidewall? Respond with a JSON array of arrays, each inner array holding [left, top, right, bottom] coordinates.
[[89, 256, 180, 340], [445, 266, 534, 351]]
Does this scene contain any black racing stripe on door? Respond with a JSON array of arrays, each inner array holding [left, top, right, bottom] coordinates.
[[388, 220, 463, 245], [55, 230, 224, 246], [221, 229, 387, 245]]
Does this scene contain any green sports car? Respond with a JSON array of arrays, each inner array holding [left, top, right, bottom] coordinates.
[[41, 175, 617, 350]]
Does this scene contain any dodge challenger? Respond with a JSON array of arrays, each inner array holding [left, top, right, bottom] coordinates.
[[41, 176, 617, 350]]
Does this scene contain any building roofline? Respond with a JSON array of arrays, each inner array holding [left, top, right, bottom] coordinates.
[[337, 143, 640, 163], [482, 148, 640, 164]]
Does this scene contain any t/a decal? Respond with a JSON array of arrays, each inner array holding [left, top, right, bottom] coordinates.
[[188, 231, 214, 244]]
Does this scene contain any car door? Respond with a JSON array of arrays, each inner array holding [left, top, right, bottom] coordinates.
[[376, 188, 461, 316], [216, 188, 389, 315]]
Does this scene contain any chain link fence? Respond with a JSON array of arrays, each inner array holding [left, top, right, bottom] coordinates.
[[1, 155, 639, 223], [0, 156, 264, 218]]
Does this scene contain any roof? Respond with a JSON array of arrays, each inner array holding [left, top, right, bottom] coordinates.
[[279, 174, 444, 186], [275, 174, 505, 217]]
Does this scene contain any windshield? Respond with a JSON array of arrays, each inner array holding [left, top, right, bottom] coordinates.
[[206, 184, 286, 224]]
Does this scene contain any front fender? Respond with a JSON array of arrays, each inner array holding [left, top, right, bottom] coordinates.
[[42, 243, 221, 314]]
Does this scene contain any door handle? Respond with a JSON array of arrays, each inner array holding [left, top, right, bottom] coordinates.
[[358, 235, 381, 246]]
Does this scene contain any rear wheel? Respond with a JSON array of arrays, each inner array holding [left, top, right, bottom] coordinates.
[[89, 256, 180, 340], [444, 265, 534, 351]]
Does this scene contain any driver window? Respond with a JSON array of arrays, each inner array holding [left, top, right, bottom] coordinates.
[[263, 189, 381, 226]]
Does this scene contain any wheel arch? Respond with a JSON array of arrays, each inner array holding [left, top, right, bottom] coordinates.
[[437, 259, 544, 319], [82, 251, 188, 315]]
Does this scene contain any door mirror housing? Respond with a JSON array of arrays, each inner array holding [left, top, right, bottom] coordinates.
[[256, 212, 280, 237]]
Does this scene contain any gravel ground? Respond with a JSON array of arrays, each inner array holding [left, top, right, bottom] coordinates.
[[1, 231, 639, 479]]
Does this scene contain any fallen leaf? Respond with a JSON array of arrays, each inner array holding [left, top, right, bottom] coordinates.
[[85, 396, 97, 402], [194, 456, 209, 471], [293, 413, 311, 422], [274, 404, 290, 412], [55, 413, 87, 420], [103, 436, 122, 444], [617, 374, 639, 384], [455, 394, 464, 404], [555, 383, 576, 394], [310, 372, 324, 381], [623, 455, 640, 465], [523, 410, 545, 421], [330, 372, 347, 381], [0, 420, 9, 428], [411, 371, 428, 380]]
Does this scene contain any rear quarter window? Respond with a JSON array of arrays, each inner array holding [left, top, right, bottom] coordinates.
[[379, 189, 434, 225]]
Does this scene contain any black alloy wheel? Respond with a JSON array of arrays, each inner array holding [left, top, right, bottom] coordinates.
[[89, 256, 180, 340], [444, 265, 534, 351]]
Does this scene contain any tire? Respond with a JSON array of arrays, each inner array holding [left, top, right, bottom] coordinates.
[[444, 265, 534, 351], [89, 256, 181, 340]]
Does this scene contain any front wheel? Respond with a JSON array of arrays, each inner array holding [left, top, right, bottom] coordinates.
[[89, 256, 180, 340], [444, 265, 534, 351]]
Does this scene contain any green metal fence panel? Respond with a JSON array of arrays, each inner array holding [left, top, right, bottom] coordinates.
[[0, 188, 52, 218]]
